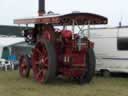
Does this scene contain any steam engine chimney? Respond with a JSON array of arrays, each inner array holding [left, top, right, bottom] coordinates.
[[38, 0, 45, 16]]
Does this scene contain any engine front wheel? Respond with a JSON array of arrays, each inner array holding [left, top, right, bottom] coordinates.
[[19, 55, 31, 78]]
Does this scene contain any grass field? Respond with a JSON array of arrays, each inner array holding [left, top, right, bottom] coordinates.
[[0, 70, 128, 96]]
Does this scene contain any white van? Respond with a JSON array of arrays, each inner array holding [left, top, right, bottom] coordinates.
[[90, 26, 128, 75]]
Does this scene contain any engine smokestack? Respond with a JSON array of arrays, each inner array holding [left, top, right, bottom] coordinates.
[[38, 0, 45, 16]]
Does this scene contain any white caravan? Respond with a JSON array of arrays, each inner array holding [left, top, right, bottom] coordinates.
[[89, 26, 128, 75]]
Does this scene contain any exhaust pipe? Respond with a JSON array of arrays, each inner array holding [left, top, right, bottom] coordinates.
[[38, 0, 45, 16]]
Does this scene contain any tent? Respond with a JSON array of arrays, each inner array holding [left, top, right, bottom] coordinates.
[[0, 36, 24, 58]]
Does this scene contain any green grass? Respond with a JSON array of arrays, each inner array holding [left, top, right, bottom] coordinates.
[[0, 70, 128, 96]]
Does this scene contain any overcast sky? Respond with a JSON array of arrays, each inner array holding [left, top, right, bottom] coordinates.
[[0, 0, 127, 26]]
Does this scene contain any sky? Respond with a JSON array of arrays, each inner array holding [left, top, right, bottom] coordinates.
[[0, 0, 127, 26]]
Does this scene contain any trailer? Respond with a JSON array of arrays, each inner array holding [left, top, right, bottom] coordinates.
[[90, 26, 128, 76], [14, 0, 107, 84]]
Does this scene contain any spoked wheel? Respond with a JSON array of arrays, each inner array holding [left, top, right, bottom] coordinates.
[[32, 39, 57, 83], [19, 55, 31, 78], [79, 48, 96, 84]]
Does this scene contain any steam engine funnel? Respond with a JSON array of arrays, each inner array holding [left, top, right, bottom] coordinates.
[[38, 0, 45, 16]]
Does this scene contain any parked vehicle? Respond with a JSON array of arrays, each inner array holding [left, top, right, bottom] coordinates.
[[89, 26, 128, 76], [14, 0, 108, 84]]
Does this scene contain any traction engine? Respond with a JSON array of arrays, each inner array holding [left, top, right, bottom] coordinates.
[[14, 0, 108, 84]]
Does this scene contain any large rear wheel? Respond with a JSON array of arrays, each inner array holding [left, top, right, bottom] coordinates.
[[79, 48, 96, 84], [32, 39, 57, 83]]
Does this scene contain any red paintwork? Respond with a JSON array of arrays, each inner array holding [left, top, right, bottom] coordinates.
[[29, 24, 94, 81], [61, 30, 72, 39], [53, 29, 91, 78], [41, 24, 55, 41], [32, 42, 48, 83], [16, 0, 107, 83], [22, 23, 94, 82], [19, 56, 28, 77]]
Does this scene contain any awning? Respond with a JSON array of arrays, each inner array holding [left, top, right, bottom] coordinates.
[[14, 12, 108, 25]]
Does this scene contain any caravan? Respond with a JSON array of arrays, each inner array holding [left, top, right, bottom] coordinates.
[[90, 26, 128, 75]]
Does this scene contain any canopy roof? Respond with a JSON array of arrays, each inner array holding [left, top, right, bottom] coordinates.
[[0, 36, 24, 47], [14, 12, 108, 25]]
